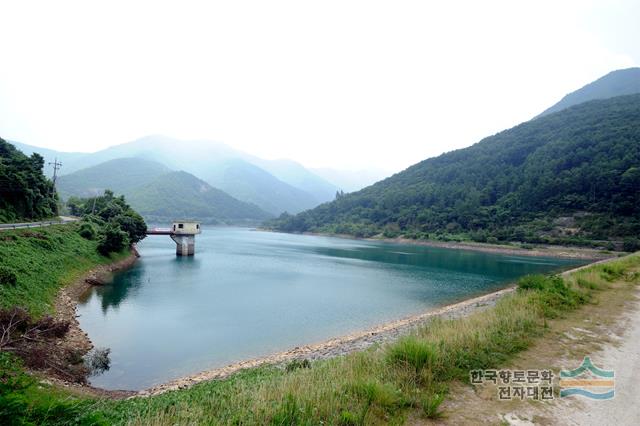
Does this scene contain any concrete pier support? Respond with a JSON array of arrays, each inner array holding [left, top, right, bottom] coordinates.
[[171, 234, 196, 256]]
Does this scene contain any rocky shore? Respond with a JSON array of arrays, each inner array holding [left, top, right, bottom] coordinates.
[[139, 287, 515, 397]]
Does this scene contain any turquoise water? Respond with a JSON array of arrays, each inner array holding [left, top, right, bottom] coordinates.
[[76, 228, 583, 390]]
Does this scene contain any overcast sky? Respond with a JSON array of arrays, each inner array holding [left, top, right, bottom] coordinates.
[[0, 1, 638, 171]]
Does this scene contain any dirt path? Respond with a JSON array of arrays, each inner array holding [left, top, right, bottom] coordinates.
[[548, 296, 640, 425], [426, 266, 640, 425]]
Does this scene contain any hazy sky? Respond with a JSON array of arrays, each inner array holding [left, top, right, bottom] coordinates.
[[0, 1, 638, 171]]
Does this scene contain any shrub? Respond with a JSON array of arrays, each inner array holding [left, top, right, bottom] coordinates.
[[78, 222, 97, 240], [112, 211, 147, 243], [0, 267, 17, 287], [486, 236, 498, 244], [97, 224, 128, 255], [517, 274, 588, 318], [623, 237, 640, 253]]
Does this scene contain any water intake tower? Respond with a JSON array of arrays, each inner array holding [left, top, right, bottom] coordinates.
[[146, 220, 202, 256]]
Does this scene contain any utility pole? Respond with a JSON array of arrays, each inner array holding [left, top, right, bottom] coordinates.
[[48, 158, 62, 190]]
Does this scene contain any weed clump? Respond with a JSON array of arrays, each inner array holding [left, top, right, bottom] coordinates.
[[421, 392, 445, 419], [518, 274, 588, 317], [386, 336, 438, 374], [285, 358, 311, 372]]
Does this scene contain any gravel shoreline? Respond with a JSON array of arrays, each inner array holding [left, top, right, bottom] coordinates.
[[298, 231, 616, 260], [138, 286, 517, 397]]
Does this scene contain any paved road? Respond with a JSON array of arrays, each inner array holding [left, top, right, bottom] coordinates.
[[0, 216, 79, 231]]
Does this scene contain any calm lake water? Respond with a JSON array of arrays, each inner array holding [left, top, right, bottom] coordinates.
[[77, 228, 583, 390]]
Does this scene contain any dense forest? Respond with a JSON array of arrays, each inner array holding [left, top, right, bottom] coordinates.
[[269, 94, 640, 249], [0, 138, 58, 222]]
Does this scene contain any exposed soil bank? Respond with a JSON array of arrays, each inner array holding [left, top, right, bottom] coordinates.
[[46, 246, 140, 398]]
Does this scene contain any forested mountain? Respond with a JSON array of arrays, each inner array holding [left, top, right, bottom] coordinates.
[[249, 158, 339, 202], [13, 135, 339, 213], [269, 94, 640, 246], [538, 67, 640, 117], [204, 159, 319, 216], [57, 159, 271, 224], [126, 171, 271, 224], [56, 158, 170, 199], [0, 138, 57, 222]]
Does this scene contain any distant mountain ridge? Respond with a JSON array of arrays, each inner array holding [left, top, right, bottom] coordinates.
[[56, 158, 170, 199], [12, 136, 340, 215], [56, 158, 271, 224], [537, 67, 640, 117]]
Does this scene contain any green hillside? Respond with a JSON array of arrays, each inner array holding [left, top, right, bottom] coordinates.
[[0, 138, 57, 222], [56, 157, 170, 199], [270, 94, 640, 246], [205, 159, 320, 215], [538, 67, 640, 117], [127, 171, 272, 224]]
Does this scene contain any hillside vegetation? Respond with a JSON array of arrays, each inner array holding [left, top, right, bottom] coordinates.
[[270, 95, 640, 247], [126, 171, 272, 223], [56, 158, 170, 199], [57, 159, 272, 224], [0, 224, 130, 317], [0, 138, 57, 222], [205, 159, 319, 216]]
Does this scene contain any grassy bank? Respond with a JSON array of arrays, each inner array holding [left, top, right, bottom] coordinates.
[[0, 224, 129, 317], [2, 229, 638, 424], [0, 224, 133, 425]]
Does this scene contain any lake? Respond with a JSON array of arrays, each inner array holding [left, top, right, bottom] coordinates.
[[77, 227, 583, 390]]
